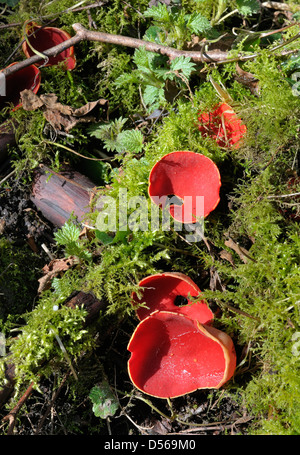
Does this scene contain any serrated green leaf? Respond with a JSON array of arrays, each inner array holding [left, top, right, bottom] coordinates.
[[143, 85, 165, 109], [89, 382, 119, 419], [170, 56, 196, 79], [236, 0, 260, 16], [117, 129, 144, 154], [54, 222, 81, 246], [186, 12, 212, 35], [143, 3, 170, 22]]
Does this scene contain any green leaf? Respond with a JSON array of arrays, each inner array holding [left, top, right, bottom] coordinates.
[[143, 25, 163, 44], [54, 222, 81, 246], [89, 382, 119, 419], [117, 129, 144, 154], [236, 0, 260, 16], [95, 230, 115, 245], [143, 85, 165, 109], [143, 3, 170, 23], [170, 56, 196, 79], [185, 12, 212, 35]]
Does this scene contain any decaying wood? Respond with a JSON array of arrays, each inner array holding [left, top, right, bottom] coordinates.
[[65, 290, 107, 327], [30, 165, 96, 228]]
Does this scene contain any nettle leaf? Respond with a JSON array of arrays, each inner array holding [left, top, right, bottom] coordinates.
[[185, 12, 212, 35], [143, 85, 165, 109], [170, 56, 196, 79], [89, 382, 119, 419], [236, 0, 260, 16], [54, 222, 81, 246], [117, 129, 144, 154], [144, 3, 170, 23]]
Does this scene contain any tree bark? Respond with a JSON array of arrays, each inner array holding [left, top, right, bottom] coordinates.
[[30, 164, 96, 228]]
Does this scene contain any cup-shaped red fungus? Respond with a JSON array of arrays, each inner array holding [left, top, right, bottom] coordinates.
[[132, 272, 213, 325], [128, 311, 236, 399], [198, 103, 247, 148], [198, 103, 246, 148], [0, 62, 41, 110], [22, 21, 76, 70], [148, 151, 221, 223]]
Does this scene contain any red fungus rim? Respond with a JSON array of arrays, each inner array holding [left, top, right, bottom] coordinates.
[[22, 21, 76, 70], [148, 151, 221, 223], [132, 272, 214, 325], [0, 62, 41, 110], [198, 103, 247, 149], [127, 311, 236, 399]]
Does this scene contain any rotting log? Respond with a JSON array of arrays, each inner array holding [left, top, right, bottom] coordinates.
[[0, 291, 106, 410], [30, 165, 97, 228]]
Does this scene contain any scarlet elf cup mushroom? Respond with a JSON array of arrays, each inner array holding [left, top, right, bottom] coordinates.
[[198, 103, 247, 148], [0, 62, 41, 110], [127, 311, 236, 399], [22, 21, 76, 70], [132, 272, 214, 325], [148, 151, 221, 224]]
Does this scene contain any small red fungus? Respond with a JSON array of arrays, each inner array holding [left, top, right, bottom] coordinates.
[[132, 272, 213, 325], [127, 311, 236, 399], [198, 103, 246, 148], [148, 151, 221, 223], [22, 21, 76, 70], [0, 62, 41, 110]]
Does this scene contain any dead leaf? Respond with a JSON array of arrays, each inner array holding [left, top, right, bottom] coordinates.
[[219, 249, 236, 267], [38, 256, 77, 293], [20, 89, 108, 132], [234, 63, 260, 97], [21, 90, 44, 110], [224, 237, 254, 264], [209, 267, 226, 292]]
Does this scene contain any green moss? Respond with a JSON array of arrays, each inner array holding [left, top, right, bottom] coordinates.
[[0, 239, 42, 331]]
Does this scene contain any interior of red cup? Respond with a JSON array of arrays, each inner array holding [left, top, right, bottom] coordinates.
[[23, 25, 75, 69], [148, 151, 221, 223], [132, 272, 213, 325], [128, 311, 232, 398], [0, 64, 40, 110]]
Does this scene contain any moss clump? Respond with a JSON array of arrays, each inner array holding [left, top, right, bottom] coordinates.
[[0, 239, 42, 332]]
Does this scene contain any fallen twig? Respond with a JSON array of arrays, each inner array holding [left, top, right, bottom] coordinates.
[[2, 22, 300, 78]]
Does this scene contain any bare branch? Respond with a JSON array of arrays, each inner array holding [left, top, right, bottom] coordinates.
[[2, 22, 300, 78]]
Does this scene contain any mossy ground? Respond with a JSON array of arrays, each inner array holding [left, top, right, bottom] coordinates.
[[0, 0, 300, 435]]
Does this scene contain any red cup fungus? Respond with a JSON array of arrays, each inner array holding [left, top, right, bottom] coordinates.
[[0, 62, 41, 110], [22, 21, 76, 70], [148, 151, 221, 223], [132, 272, 213, 325], [127, 310, 236, 399], [198, 103, 247, 148]]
